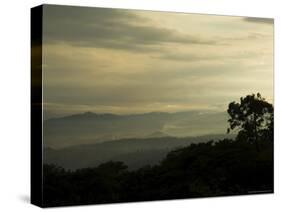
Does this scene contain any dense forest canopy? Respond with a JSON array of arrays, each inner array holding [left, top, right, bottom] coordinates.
[[43, 94, 273, 207]]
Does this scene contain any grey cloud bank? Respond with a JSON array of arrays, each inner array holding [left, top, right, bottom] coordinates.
[[42, 5, 274, 118]]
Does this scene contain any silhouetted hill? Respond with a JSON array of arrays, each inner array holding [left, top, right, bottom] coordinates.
[[44, 111, 229, 148], [42, 94, 274, 207], [43, 138, 273, 207], [44, 134, 235, 170]]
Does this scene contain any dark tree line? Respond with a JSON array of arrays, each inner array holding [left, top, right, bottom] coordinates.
[[227, 93, 273, 151], [43, 94, 273, 207]]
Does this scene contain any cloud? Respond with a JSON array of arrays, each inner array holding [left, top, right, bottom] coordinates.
[[244, 17, 274, 24], [41, 6, 274, 118], [154, 49, 266, 62], [43, 5, 218, 52], [155, 53, 219, 62]]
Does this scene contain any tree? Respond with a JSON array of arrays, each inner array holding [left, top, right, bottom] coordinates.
[[227, 93, 273, 151]]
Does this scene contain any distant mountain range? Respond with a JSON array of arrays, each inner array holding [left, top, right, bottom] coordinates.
[[44, 111, 229, 149], [44, 134, 235, 170]]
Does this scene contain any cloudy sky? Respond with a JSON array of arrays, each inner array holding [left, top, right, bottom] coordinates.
[[42, 5, 274, 119]]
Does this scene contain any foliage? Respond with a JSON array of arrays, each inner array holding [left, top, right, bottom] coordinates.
[[42, 94, 273, 207], [43, 139, 273, 207], [227, 93, 273, 150]]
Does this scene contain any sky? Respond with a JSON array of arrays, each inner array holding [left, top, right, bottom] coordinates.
[[42, 5, 274, 119]]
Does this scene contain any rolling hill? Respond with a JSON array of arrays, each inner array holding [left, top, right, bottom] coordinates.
[[44, 134, 235, 170], [44, 111, 229, 149]]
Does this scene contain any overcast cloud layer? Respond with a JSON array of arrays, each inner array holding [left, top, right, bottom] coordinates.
[[42, 5, 274, 119]]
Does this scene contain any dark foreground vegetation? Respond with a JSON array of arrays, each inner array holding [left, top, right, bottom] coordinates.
[[43, 93, 273, 207]]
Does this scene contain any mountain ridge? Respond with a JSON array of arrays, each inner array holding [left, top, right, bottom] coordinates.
[[44, 133, 235, 170], [44, 110, 228, 149]]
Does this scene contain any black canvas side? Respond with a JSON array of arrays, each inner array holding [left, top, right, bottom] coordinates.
[[31, 5, 43, 207]]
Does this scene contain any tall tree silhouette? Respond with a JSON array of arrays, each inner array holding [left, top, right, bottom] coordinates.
[[227, 93, 273, 151], [42, 93, 274, 206]]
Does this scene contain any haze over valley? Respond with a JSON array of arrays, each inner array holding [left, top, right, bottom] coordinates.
[[44, 110, 230, 149], [42, 6, 273, 170], [44, 110, 235, 170]]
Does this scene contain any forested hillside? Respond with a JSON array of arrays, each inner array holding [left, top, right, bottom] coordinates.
[[43, 94, 273, 207]]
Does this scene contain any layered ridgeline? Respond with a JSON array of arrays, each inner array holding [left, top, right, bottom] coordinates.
[[43, 111, 234, 170], [44, 111, 229, 148], [43, 94, 273, 206], [44, 134, 235, 170]]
